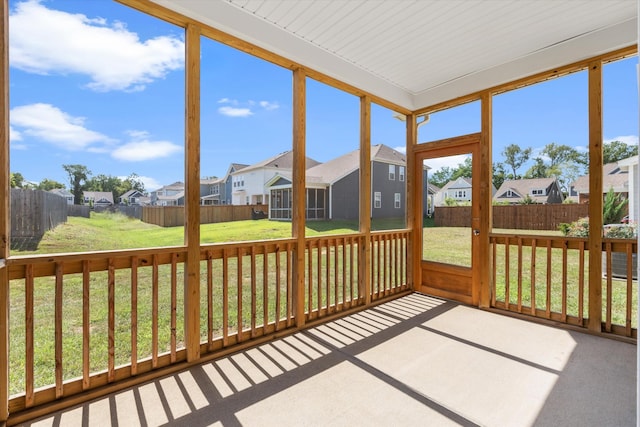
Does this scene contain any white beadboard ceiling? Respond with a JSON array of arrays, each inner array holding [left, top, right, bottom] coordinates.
[[152, 0, 637, 110]]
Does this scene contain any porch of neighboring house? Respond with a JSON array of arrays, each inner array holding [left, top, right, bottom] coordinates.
[[0, 0, 638, 426], [21, 294, 637, 427]]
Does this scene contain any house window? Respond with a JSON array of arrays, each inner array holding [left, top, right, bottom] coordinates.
[[454, 190, 467, 198], [388, 165, 395, 180], [374, 192, 382, 208], [531, 189, 545, 196], [506, 190, 515, 197], [399, 166, 405, 182], [394, 193, 401, 208]]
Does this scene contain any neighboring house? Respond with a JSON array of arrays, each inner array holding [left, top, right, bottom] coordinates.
[[222, 163, 248, 205], [434, 177, 473, 206], [232, 151, 320, 206], [493, 177, 564, 204], [425, 182, 440, 217], [615, 155, 638, 222], [49, 188, 74, 205], [150, 182, 185, 206], [267, 144, 418, 220], [569, 161, 629, 204], [118, 189, 147, 206], [200, 177, 225, 205], [83, 191, 114, 207]]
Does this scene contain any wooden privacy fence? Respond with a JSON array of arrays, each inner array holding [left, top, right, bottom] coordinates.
[[142, 204, 269, 227], [435, 204, 589, 230], [67, 205, 90, 218], [10, 189, 68, 250]]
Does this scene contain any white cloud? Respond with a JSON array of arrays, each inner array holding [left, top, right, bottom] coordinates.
[[111, 135, 182, 161], [10, 103, 112, 150], [259, 101, 279, 111], [9, 125, 22, 141], [118, 175, 161, 192], [9, 0, 184, 92], [605, 135, 639, 146], [424, 154, 469, 172], [218, 106, 253, 118]]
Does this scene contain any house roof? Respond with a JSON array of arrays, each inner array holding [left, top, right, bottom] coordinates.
[[156, 191, 185, 201], [233, 151, 321, 174], [304, 144, 407, 185], [571, 162, 629, 194], [494, 177, 559, 203], [152, 1, 636, 110], [120, 189, 144, 199], [440, 177, 472, 192], [49, 188, 73, 198], [83, 191, 114, 204], [152, 181, 185, 192]]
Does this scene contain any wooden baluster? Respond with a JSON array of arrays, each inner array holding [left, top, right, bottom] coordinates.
[[561, 241, 568, 323], [545, 240, 552, 319], [275, 245, 282, 329], [317, 240, 322, 312], [605, 242, 612, 332], [530, 239, 537, 316], [170, 253, 177, 362], [505, 236, 510, 309], [251, 246, 257, 338], [131, 256, 138, 375], [152, 255, 159, 368], [287, 243, 293, 327], [207, 252, 213, 351], [578, 241, 585, 324], [55, 262, 63, 398], [222, 249, 229, 347], [263, 245, 269, 328], [237, 248, 243, 342], [517, 238, 523, 313], [491, 237, 496, 307], [625, 243, 633, 337], [25, 265, 34, 407], [108, 258, 115, 381]]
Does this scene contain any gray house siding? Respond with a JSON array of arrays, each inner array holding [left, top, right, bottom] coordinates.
[[371, 161, 406, 219], [331, 170, 359, 220]]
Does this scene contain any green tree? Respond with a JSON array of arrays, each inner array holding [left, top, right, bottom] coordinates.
[[502, 144, 532, 179], [429, 166, 453, 188], [603, 140, 638, 164], [36, 178, 65, 191], [10, 172, 26, 188], [87, 174, 124, 204], [492, 162, 509, 189], [603, 187, 627, 224], [524, 157, 547, 179], [451, 157, 472, 180], [63, 164, 91, 205]]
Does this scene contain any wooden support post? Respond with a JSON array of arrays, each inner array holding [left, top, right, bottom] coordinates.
[[184, 23, 201, 362], [292, 68, 306, 327], [478, 92, 492, 307], [0, 0, 10, 422], [588, 60, 603, 333], [359, 97, 372, 304], [405, 114, 420, 291]]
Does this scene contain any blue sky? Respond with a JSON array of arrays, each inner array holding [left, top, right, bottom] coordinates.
[[7, 0, 638, 192]]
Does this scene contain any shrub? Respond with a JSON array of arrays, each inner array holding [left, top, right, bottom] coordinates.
[[604, 223, 637, 239]]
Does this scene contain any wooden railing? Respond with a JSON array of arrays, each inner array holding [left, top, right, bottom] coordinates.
[[4, 230, 410, 417], [490, 233, 637, 338]]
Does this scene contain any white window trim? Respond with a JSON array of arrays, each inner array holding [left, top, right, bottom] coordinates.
[[388, 165, 395, 181], [399, 166, 405, 182], [374, 191, 382, 208], [394, 193, 401, 208]]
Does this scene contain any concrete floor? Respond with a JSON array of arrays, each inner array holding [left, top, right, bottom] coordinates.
[[22, 293, 636, 427]]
